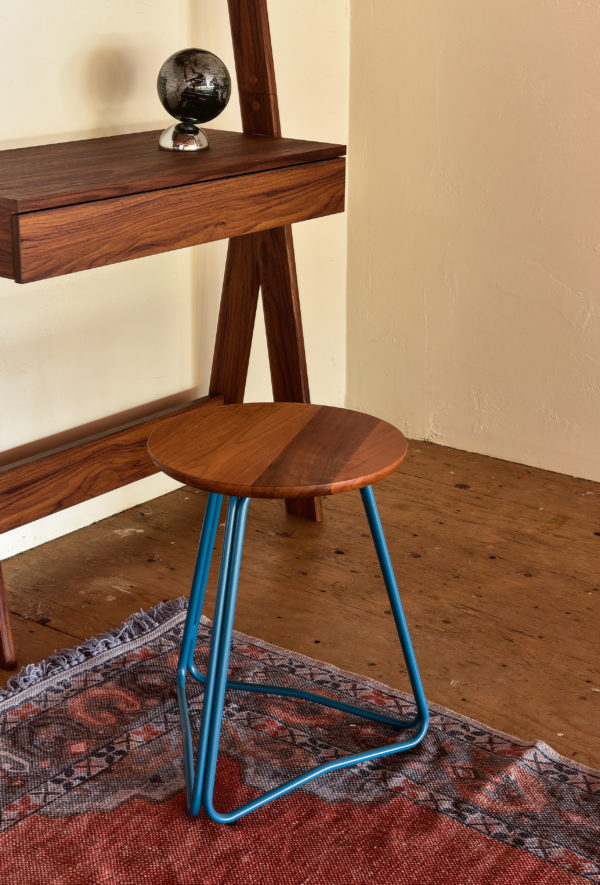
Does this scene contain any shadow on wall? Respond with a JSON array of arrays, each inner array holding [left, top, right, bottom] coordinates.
[[0, 37, 147, 151], [73, 38, 139, 135]]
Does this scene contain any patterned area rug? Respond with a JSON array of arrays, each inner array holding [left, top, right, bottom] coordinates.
[[0, 599, 598, 885]]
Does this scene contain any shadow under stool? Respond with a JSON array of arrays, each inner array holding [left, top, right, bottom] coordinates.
[[147, 402, 429, 824]]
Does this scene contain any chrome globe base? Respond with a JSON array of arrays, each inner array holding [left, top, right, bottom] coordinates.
[[158, 123, 209, 152]]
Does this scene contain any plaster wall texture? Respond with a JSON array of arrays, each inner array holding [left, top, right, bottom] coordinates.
[[346, 0, 600, 481], [0, 0, 349, 557]]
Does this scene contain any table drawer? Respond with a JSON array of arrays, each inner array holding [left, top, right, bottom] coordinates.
[[12, 157, 345, 283]]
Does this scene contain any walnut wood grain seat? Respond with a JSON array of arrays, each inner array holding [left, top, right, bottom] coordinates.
[[147, 402, 428, 825], [147, 402, 408, 499]]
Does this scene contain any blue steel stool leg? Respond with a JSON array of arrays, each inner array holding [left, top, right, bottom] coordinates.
[[176, 492, 222, 811], [360, 485, 429, 729], [200, 496, 250, 819], [186, 495, 249, 817]]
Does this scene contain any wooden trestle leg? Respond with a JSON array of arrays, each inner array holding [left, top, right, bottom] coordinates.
[[258, 226, 323, 521], [209, 234, 261, 405], [210, 0, 323, 522], [0, 563, 16, 670]]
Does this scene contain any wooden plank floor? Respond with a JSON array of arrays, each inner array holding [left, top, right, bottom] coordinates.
[[2, 440, 599, 769]]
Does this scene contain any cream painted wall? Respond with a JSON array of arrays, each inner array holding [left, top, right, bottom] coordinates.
[[1, 1, 349, 557], [347, 0, 600, 481], [0, 0, 194, 557]]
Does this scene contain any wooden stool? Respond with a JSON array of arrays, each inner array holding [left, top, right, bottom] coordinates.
[[147, 402, 429, 823]]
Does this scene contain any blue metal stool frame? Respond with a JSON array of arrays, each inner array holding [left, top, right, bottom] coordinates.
[[177, 486, 429, 824]]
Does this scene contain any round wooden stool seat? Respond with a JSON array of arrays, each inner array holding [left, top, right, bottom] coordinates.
[[147, 402, 408, 500]]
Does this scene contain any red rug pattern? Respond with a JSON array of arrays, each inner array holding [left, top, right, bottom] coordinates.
[[1, 599, 598, 884]]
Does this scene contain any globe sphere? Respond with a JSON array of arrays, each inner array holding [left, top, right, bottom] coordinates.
[[157, 48, 231, 125]]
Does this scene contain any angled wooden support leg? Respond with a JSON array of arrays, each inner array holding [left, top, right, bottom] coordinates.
[[257, 226, 322, 522], [220, 0, 322, 522], [0, 563, 16, 670], [209, 234, 261, 404], [258, 225, 309, 404], [209, 228, 322, 522], [227, 0, 281, 138]]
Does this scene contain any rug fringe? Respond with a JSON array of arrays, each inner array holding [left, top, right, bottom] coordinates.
[[0, 596, 188, 701]]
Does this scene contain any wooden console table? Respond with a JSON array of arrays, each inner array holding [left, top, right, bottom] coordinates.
[[0, 129, 344, 284], [0, 0, 346, 668]]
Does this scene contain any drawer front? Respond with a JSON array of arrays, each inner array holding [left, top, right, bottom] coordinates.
[[13, 158, 346, 283]]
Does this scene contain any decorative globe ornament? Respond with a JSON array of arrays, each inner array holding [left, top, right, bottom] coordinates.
[[157, 48, 231, 151]]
